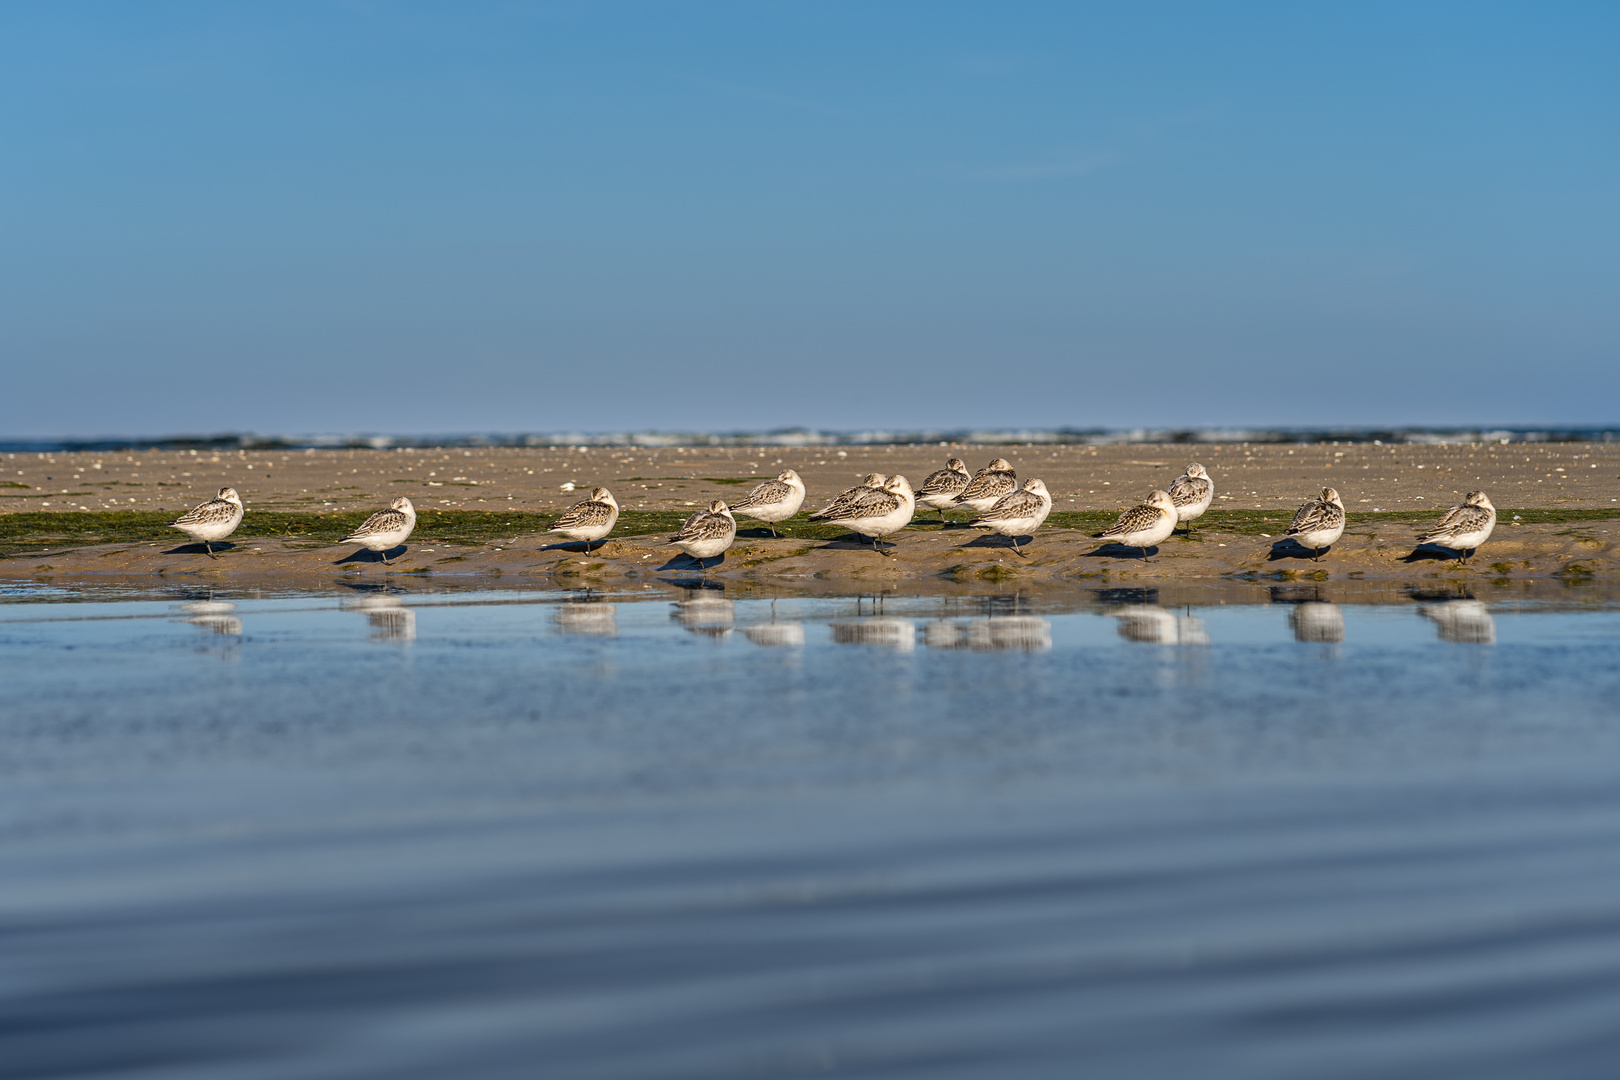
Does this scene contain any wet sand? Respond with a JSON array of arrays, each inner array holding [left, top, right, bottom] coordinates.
[[5, 441, 1618, 516], [4, 443, 1616, 589], [5, 515, 1615, 592]]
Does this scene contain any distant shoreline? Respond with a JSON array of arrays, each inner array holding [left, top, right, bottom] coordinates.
[[3, 426, 1618, 454]]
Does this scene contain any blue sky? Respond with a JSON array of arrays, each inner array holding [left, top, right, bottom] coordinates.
[[2, 2, 1616, 437]]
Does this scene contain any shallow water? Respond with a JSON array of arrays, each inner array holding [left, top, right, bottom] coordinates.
[[3, 582, 1620, 1079]]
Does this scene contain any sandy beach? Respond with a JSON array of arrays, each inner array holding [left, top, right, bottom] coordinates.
[[5, 441, 1617, 516], [3, 443, 1616, 590]]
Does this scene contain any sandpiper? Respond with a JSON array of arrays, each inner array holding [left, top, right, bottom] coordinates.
[[669, 500, 737, 573], [1416, 491, 1497, 564], [169, 487, 244, 558], [725, 469, 805, 537], [913, 457, 972, 525], [817, 474, 916, 556], [547, 487, 620, 555], [340, 496, 417, 565], [1169, 463, 1213, 532], [971, 478, 1052, 558], [1094, 490, 1177, 560], [952, 458, 1017, 513], [1285, 487, 1345, 560]]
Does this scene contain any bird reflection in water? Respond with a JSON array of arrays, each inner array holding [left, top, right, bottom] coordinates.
[[923, 616, 1051, 652], [743, 622, 806, 647], [554, 602, 618, 637], [177, 600, 241, 637], [1289, 602, 1345, 643], [1109, 605, 1209, 645], [1419, 600, 1496, 644], [830, 619, 915, 651], [671, 589, 734, 639], [341, 595, 416, 641]]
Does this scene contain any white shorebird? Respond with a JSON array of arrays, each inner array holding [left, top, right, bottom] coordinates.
[[913, 457, 972, 525], [340, 496, 417, 565], [725, 469, 805, 537], [1285, 487, 1346, 561], [952, 458, 1017, 513], [971, 478, 1053, 558], [1094, 490, 1177, 561], [547, 487, 619, 554], [1169, 463, 1214, 531], [817, 474, 916, 556], [670, 500, 737, 573], [1416, 491, 1497, 564], [169, 487, 244, 558], [810, 473, 887, 521]]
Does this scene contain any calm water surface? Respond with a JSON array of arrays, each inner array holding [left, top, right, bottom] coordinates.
[[3, 581, 1620, 1079]]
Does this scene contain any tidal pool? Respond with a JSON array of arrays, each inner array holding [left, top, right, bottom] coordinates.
[[3, 581, 1619, 1079]]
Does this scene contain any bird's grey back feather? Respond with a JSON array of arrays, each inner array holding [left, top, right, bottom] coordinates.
[[551, 499, 615, 531], [1169, 474, 1212, 506], [729, 479, 794, 510], [344, 508, 409, 541]]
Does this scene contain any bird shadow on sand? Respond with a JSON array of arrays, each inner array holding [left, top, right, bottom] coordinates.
[[163, 541, 237, 556], [956, 534, 1031, 555], [737, 526, 791, 540], [1083, 542, 1160, 560], [656, 553, 726, 574], [1267, 538, 1329, 562], [334, 546, 406, 566], [1403, 543, 1468, 564], [539, 540, 608, 556], [819, 533, 901, 554]]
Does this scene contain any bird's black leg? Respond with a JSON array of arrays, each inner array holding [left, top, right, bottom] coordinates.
[[204, 540, 214, 559]]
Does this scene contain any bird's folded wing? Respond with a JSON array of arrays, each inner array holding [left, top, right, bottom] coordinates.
[[810, 486, 867, 518], [1098, 504, 1157, 537], [551, 500, 612, 530], [730, 480, 791, 510], [674, 513, 733, 542], [345, 509, 406, 539], [1287, 501, 1329, 534], [1169, 476, 1210, 504], [977, 490, 1044, 522], [172, 500, 235, 526], [827, 489, 901, 520], [916, 469, 966, 496], [956, 474, 1012, 501], [1421, 505, 1490, 541]]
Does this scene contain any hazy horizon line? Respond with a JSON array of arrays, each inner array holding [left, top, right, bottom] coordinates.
[[5, 425, 1618, 453]]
